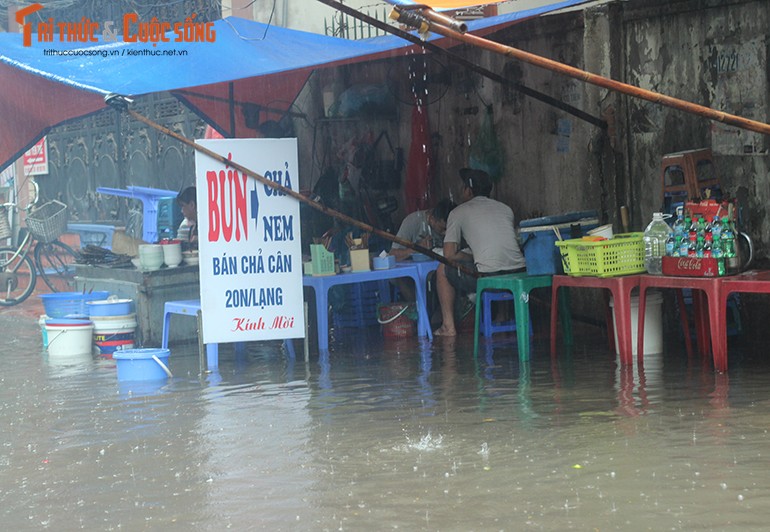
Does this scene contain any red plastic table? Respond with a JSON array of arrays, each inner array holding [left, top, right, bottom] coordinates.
[[637, 274, 723, 369], [714, 270, 770, 371], [550, 274, 643, 366]]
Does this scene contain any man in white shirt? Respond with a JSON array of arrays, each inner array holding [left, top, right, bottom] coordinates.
[[434, 168, 526, 336]]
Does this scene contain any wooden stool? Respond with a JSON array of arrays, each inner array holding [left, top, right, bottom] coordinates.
[[661, 148, 719, 204]]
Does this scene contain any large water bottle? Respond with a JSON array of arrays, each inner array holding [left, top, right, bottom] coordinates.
[[643, 212, 672, 274]]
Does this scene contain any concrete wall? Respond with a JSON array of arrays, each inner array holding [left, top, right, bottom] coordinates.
[[619, 0, 769, 258]]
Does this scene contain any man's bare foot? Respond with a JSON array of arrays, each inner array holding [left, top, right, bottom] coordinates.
[[434, 325, 457, 336]]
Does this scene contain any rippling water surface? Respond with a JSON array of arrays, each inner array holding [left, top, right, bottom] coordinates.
[[2, 318, 770, 530]]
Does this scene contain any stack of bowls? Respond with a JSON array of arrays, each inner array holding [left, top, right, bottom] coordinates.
[[138, 244, 164, 271], [161, 240, 182, 268], [183, 250, 199, 266]]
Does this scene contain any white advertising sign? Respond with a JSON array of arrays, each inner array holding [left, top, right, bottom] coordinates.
[[23, 137, 48, 175], [195, 138, 304, 344]]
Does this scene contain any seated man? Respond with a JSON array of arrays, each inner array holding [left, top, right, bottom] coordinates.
[[434, 168, 526, 336], [390, 199, 455, 261]]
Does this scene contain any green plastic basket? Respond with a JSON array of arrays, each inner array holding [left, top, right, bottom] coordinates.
[[555, 232, 645, 277]]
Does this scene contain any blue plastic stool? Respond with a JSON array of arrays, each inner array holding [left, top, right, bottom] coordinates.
[[481, 290, 533, 337], [161, 300, 221, 371], [473, 273, 556, 360]]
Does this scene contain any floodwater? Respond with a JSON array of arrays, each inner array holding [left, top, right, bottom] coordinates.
[[2, 314, 770, 531]]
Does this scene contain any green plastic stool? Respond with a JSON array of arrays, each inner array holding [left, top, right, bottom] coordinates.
[[473, 273, 569, 360]]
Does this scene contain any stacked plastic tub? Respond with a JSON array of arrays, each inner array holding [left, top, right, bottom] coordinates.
[[39, 291, 109, 359], [38, 292, 137, 358]]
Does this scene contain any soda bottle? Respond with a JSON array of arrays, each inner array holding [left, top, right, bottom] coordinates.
[[687, 216, 696, 237], [718, 258, 726, 276], [697, 217, 707, 238], [672, 207, 686, 238], [696, 236, 705, 258], [703, 233, 713, 258], [643, 213, 672, 274], [679, 233, 689, 257], [687, 234, 697, 257], [711, 232, 723, 258], [722, 217, 736, 258], [665, 232, 676, 257], [711, 215, 722, 241]]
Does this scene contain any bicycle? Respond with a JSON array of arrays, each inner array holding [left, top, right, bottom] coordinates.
[[0, 180, 79, 306]]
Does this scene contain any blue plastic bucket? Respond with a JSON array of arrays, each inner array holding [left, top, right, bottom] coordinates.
[[113, 348, 172, 381]]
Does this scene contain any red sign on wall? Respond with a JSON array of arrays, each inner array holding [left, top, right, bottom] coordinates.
[[23, 137, 48, 176]]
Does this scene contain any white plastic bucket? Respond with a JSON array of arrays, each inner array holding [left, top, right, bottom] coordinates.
[[39, 315, 49, 348], [92, 313, 138, 357], [45, 320, 94, 358], [609, 292, 663, 355]]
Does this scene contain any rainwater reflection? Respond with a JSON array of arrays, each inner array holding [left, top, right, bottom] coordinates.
[[2, 318, 770, 530]]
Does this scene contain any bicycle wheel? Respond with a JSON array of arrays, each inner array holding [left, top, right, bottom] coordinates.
[[0, 247, 37, 305], [35, 240, 78, 292]]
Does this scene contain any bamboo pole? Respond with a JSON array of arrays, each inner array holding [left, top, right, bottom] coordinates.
[[120, 106, 477, 276], [390, 6, 770, 137]]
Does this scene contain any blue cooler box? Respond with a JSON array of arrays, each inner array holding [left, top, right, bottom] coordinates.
[[519, 211, 599, 275]]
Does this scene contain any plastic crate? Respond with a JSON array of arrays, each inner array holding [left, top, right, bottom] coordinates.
[[156, 198, 183, 240], [310, 244, 336, 276], [555, 233, 645, 277], [332, 281, 382, 329]]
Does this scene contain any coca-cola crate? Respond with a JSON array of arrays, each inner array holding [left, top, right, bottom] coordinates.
[[662, 256, 724, 277], [685, 199, 734, 223]]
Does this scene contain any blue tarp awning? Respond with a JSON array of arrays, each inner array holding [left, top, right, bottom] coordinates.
[[0, 1, 589, 172]]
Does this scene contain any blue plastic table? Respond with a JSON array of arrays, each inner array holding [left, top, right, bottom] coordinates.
[[411, 259, 440, 291], [303, 264, 433, 350]]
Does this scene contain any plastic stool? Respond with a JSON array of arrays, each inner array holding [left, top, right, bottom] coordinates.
[[481, 290, 533, 337], [661, 148, 719, 206], [96, 186, 181, 243], [473, 273, 557, 360], [162, 300, 301, 372], [161, 300, 221, 371]]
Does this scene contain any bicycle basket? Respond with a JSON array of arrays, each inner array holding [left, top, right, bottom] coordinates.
[[26, 200, 68, 243], [0, 206, 11, 240]]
